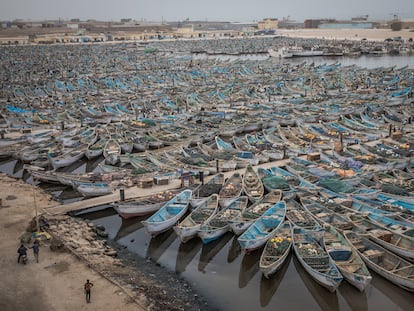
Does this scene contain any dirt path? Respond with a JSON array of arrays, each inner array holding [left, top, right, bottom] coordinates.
[[0, 174, 144, 311]]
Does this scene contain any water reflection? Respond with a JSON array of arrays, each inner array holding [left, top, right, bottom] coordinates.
[[227, 235, 241, 263], [238, 249, 261, 289], [198, 232, 233, 273], [370, 271, 414, 310], [293, 256, 339, 311], [114, 216, 145, 241], [175, 238, 203, 273], [146, 229, 177, 262], [338, 281, 368, 311], [259, 252, 292, 307]]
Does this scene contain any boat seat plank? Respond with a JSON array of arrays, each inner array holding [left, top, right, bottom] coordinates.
[[390, 265, 414, 273]]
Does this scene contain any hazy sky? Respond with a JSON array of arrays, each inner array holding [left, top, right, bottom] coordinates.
[[1, 0, 413, 22]]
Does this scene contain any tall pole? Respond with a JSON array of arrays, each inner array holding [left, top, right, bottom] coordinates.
[[32, 174, 40, 233]]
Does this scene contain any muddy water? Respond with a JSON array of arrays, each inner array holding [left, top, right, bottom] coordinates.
[[81, 208, 414, 311], [1, 158, 414, 310]]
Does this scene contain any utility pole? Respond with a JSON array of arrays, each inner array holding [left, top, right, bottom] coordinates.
[[24, 165, 43, 233]]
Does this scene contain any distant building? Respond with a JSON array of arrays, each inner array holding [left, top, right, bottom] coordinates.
[[257, 18, 278, 30], [278, 19, 304, 29], [319, 21, 373, 29], [351, 15, 369, 22], [400, 19, 414, 29]]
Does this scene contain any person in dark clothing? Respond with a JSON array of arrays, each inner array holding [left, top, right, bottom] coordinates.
[[17, 244, 27, 263], [84, 280, 94, 303], [30, 240, 40, 263]]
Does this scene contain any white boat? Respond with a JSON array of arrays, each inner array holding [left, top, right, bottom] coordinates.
[[229, 190, 282, 235], [112, 189, 182, 219], [198, 196, 248, 244], [103, 139, 121, 165], [76, 182, 113, 197], [142, 189, 193, 237], [268, 47, 293, 58], [218, 172, 243, 208], [323, 224, 372, 292], [259, 221, 292, 278], [174, 194, 220, 243], [290, 46, 324, 57], [292, 226, 343, 292], [242, 165, 264, 203], [49, 145, 86, 170], [344, 231, 414, 292]]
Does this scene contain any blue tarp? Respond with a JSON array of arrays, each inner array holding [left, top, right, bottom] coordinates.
[[6, 105, 34, 114]]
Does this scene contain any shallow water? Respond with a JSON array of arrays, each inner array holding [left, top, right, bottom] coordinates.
[[191, 53, 414, 69], [80, 208, 414, 311]]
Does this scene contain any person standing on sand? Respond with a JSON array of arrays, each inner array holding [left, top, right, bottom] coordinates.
[[84, 279, 94, 303], [30, 240, 40, 263]]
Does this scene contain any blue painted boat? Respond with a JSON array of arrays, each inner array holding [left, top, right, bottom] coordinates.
[[198, 196, 248, 244], [142, 189, 193, 237], [323, 224, 371, 291], [237, 201, 286, 253]]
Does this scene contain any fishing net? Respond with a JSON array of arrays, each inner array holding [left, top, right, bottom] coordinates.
[[380, 183, 409, 196], [198, 184, 222, 197], [262, 176, 290, 190], [318, 178, 354, 194]]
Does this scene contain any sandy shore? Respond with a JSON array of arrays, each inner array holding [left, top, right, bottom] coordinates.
[[0, 172, 213, 311], [0, 174, 145, 311]]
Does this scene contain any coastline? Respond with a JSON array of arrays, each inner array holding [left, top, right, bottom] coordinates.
[[0, 173, 212, 311]]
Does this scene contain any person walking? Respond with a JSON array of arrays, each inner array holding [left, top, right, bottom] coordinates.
[[84, 279, 94, 303], [17, 244, 27, 264], [30, 240, 40, 263]]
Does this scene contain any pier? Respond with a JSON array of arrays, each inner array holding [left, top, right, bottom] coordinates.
[[42, 159, 291, 216]]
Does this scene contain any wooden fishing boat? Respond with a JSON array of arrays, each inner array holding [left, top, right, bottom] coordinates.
[[103, 139, 121, 166], [215, 136, 260, 166], [174, 194, 220, 243], [367, 213, 414, 237], [285, 198, 324, 240], [344, 231, 414, 292], [112, 189, 185, 218], [190, 173, 224, 208], [196, 142, 238, 172], [197, 196, 248, 244], [323, 224, 372, 291], [218, 172, 243, 208], [259, 221, 292, 278], [349, 214, 414, 260], [76, 182, 114, 197], [292, 226, 343, 292], [242, 165, 264, 203], [85, 136, 107, 159], [237, 201, 287, 253], [142, 189, 193, 237], [49, 144, 87, 170], [229, 190, 282, 235]]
